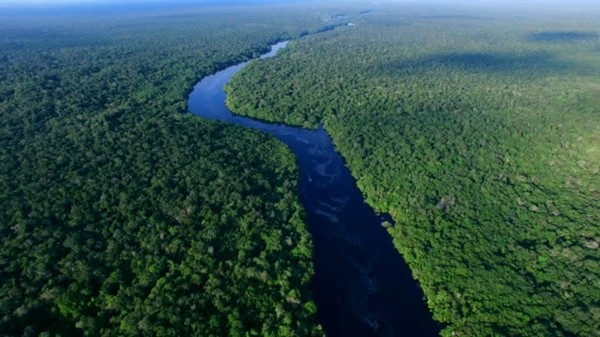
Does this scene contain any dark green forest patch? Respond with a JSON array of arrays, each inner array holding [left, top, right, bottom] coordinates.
[[528, 31, 598, 43], [372, 51, 579, 76]]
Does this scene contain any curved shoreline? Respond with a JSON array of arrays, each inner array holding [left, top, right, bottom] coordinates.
[[188, 41, 441, 337]]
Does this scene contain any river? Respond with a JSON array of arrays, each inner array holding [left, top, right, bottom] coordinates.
[[188, 41, 440, 337]]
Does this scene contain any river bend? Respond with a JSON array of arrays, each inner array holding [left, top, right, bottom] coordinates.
[[188, 41, 440, 337]]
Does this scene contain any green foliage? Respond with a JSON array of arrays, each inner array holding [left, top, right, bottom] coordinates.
[[0, 4, 340, 336], [227, 3, 600, 336]]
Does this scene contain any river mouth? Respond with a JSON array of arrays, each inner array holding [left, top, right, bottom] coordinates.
[[188, 41, 441, 337]]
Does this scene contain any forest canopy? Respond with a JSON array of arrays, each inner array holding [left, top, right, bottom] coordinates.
[[226, 3, 600, 337], [0, 3, 353, 336]]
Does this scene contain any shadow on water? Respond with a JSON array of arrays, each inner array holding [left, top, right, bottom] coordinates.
[[372, 51, 581, 76], [528, 31, 598, 43]]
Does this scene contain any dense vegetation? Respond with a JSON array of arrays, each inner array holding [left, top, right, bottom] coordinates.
[[0, 4, 349, 336], [227, 4, 600, 336]]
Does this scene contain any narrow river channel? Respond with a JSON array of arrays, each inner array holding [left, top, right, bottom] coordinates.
[[188, 41, 441, 337]]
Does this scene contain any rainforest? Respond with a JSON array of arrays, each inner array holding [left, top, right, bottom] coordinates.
[[1, 1, 598, 337]]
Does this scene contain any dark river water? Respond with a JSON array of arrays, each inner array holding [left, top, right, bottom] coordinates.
[[188, 41, 440, 337]]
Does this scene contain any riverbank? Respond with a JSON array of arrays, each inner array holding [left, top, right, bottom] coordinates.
[[188, 40, 440, 337]]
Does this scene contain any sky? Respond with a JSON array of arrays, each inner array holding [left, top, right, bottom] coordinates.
[[3, 0, 598, 9]]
